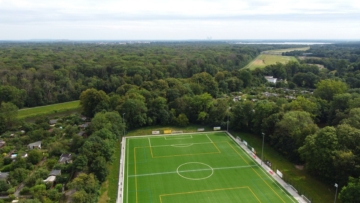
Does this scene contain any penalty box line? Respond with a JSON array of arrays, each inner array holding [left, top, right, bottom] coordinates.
[[128, 164, 258, 178]]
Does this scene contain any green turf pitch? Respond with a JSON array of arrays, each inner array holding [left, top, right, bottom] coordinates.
[[124, 132, 296, 203]]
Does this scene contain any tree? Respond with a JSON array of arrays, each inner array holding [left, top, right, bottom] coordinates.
[[230, 100, 254, 132], [0, 102, 19, 133], [79, 88, 110, 117], [119, 98, 148, 129], [252, 100, 279, 135], [176, 114, 189, 127], [90, 156, 108, 182], [272, 111, 318, 162], [80, 136, 114, 164], [340, 108, 360, 129], [191, 72, 218, 97], [314, 79, 348, 101], [299, 126, 338, 180], [286, 96, 319, 118], [0, 180, 10, 192], [9, 168, 30, 186], [0, 85, 26, 108], [147, 97, 171, 125], [68, 173, 98, 194], [73, 155, 88, 172], [339, 176, 360, 203], [90, 111, 125, 137], [28, 150, 42, 165]]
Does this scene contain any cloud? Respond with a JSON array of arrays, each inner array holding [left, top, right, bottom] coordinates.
[[0, 0, 359, 39]]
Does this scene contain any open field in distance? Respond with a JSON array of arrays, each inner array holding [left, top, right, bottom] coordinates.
[[263, 47, 310, 55], [244, 54, 297, 70], [17, 100, 81, 119]]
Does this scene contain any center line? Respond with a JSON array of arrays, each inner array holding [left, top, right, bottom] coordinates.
[[128, 164, 258, 178]]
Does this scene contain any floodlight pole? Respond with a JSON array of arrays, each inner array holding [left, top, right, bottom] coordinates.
[[123, 113, 126, 136], [227, 115, 229, 132], [227, 107, 231, 132], [261, 132, 265, 165], [334, 183, 338, 203]]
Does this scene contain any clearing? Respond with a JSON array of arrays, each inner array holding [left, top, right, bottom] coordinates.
[[17, 100, 81, 119], [244, 47, 309, 70]]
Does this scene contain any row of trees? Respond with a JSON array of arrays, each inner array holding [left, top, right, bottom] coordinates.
[[0, 43, 260, 107]]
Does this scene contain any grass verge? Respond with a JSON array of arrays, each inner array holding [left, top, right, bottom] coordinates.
[[18, 100, 81, 119], [98, 140, 121, 203], [231, 131, 337, 203]]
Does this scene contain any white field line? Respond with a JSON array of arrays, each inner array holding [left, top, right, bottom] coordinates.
[[128, 164, 258, 178], [205, 134, 213, 143], [150, 142, 213, 148], [125, 131, 227, 139], [126, 139, 129, 203], [225, 132, 299, 203], [164, 135, 193, 140]]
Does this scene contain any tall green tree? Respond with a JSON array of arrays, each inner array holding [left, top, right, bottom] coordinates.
[[314, 79, 348, 101], [272, 111, 318, 162], [0, 102, 18, 133], [299, 126, 338, 180], [339, 176, 360, 203], [79, 88, 110, 117]]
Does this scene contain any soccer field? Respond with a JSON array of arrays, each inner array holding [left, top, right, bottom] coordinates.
[[123, 132, 297, 203]]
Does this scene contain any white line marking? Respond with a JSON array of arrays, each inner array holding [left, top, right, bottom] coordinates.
[[205, 134, 213, 143], [151, 142, 213, 148], [128, 164, 257, 178], [171, 144, 194, 147], [165, 135, 193, 140], [126, 139, 129, 203]]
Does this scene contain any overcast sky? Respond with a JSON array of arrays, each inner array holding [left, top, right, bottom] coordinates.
[[1, 0, 360, 40]]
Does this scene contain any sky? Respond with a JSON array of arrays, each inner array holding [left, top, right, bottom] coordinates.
[[1, 0, 360, 40]]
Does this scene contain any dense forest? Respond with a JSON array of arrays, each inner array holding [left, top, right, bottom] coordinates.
[[1, 42, 360, 202]]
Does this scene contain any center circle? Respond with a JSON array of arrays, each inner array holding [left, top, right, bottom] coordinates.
[[176, 162, 214, 180]]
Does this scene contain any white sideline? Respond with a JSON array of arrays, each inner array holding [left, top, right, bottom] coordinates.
[[225, 131, 308, 203], [116, 137, 126, 203]]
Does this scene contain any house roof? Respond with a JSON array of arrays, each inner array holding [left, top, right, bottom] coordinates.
[[49, 169, 61, 176], [49, 119, 58, 125], [79, 122, 91, 128], [44, 175, 56, 182], [0, 172, 9, 180], [77, 131, 85, 136], [28, 141, 42, 148], [59, 153, 72, 163]]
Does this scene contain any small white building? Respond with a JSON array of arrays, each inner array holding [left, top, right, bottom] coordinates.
[[265, 76, 277, 84]]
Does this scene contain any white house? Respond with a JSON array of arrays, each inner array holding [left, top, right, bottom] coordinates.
[[265, 76, 277, 84]]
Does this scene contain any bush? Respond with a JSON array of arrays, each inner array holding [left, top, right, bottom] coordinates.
[[55, 184, 63, 192], [0, 180, 10, 192], [6, 187, 15, 194], [3, 157, 12, 165], [1, 164, 13, 172], [20, 186, 30, 195]]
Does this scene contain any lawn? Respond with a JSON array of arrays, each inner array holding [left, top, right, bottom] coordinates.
[[244, 54, 297, 70], [17, 100, 81, 119], [123, 132, 297, 203], [231, 131, 337, 203]]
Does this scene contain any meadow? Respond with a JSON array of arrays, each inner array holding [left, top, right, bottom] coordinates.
[[244, 47, 309, 70], [17, 100, 81, 119]]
